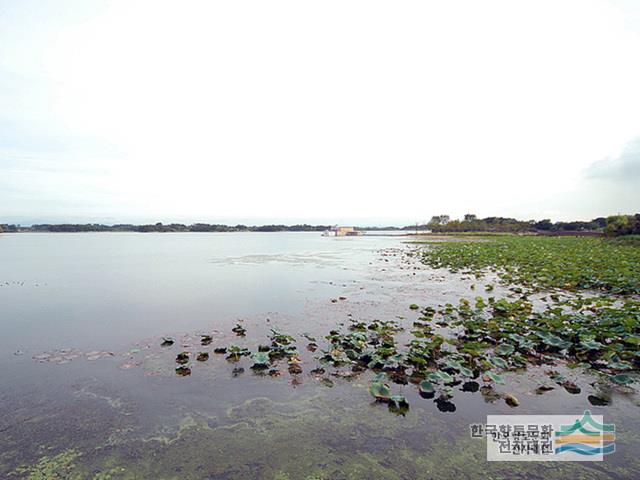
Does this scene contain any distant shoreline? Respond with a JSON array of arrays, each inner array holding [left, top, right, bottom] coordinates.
[[0, 223, 414, 234], [2, 214, 632, 235]]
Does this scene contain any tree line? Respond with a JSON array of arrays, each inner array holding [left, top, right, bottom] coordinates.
[[1, 214, 638, 236], [0, 223, 336, 233], [424, 214, 639, 236]]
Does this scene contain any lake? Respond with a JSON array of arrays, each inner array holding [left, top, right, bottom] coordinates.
[[0, 233, 638, 479]]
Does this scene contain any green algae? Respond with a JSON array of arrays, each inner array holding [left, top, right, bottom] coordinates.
[[13, 394, 640, 480], [16, 450, 80, 480]]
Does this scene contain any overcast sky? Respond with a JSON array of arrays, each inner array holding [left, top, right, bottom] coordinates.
[[1, 0, 639, 226]]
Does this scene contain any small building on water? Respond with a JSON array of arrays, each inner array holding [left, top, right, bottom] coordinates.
[[322, 226, 363, 237]]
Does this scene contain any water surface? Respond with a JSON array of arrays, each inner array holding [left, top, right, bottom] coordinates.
[[1, 233, 638, 479]]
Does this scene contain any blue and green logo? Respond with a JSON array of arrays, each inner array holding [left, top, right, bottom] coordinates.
[[555, 410, 615, 456]]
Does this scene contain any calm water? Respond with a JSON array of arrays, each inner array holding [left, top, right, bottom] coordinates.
[[2, 232, 402, 353], [1, 233, 638, 479]]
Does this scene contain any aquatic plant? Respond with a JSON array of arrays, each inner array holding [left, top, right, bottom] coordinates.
[[420, 235, 640, 294], [196, 352, 209, 362], [232, 323, 247, 336], [225, 345, 250, 362], [176, 352, 189, 364]]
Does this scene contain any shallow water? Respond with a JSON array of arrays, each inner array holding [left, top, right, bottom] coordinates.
[[1, 232, 638, 479]]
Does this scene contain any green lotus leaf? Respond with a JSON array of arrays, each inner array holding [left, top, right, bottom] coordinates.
[[485, 371, 505, 384], [251, 352, 270, 366], [610, 374, 634, 385], [495, 343, 515, 356], [390, 394, 408, 405], [579, 339, 604, 350], [369, 382, 392, 400], [458, 366, 474, 377], [419, 380, 435, 394], [426, 372, 442, 382], [437, 370, 454, 383], [489, 356, 508, 369]]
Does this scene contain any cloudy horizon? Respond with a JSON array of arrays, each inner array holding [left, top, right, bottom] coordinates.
[[1, 0, 639, 226]]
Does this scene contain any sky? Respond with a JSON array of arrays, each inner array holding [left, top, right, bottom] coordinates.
[[1, 0, 639, 226]]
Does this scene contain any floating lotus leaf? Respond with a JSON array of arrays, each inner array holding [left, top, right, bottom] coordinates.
[[458, 366, 474, 378], [175, 352, 189, 364], [508, 334, 535, 349], [196, 352, 209, 362], [438, 370, 454, 383], [579, 339, 603, 351], [288, 363, 303, 375], [536, 331, 572, 350], [610, 374, 634, 385], [270, 329, 295, 345], [489, 356, 508, 369], [390, 394, 408, 405], [226, 345, 250, 361], [439, 386, 454, 400], [535, 385, 554, 395], [369, 382, 392, 401], [494, 343, 515, 356], [442, 359, 462, 371], [608, 357, 633, 370], [485, 371, 505, 385], [251, 352, 270, 366], [419, 380, 435, 394], [562, 381, 581, 394], [588, 394, 611, 406], [232, 323, 247, 336], [302, 333, 317, 342]]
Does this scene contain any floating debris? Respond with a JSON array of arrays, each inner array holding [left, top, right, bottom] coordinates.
[[176, 352, 190, 364], [232, 323, 247, 336], [504, 393, 520, 407], [196, 352, 209, 362]]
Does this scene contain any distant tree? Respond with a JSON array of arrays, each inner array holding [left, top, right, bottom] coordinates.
[[604, 215, 635, 236], [534, 219, 553, 231], [428, 215, 451, 227], [464, 214, 477, 222], [592, 217, 607, 229]]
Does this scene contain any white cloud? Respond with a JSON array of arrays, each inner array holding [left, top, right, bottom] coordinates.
[[1, 0, 640, 223]]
